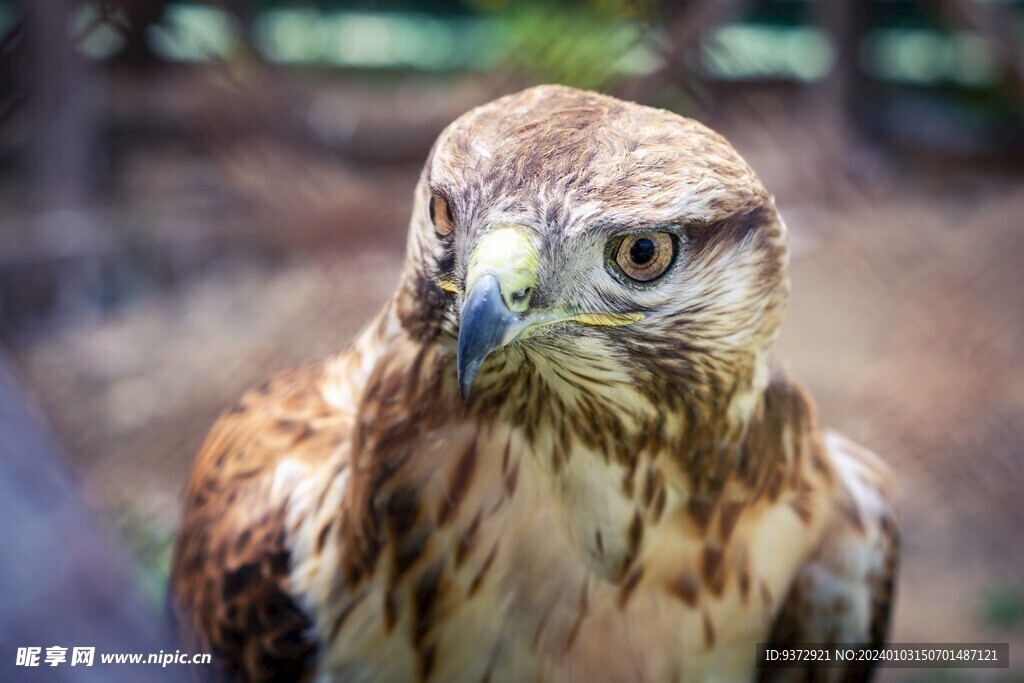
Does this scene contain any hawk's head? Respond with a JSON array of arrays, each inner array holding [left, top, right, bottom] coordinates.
[[395, 85, 788, 443]]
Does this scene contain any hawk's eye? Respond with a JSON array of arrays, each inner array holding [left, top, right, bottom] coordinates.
[[429, 194, 455, 236], [613, 232, 675, 282]]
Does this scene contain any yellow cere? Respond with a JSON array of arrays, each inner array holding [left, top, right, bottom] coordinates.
[[465, 226, 540, 313]]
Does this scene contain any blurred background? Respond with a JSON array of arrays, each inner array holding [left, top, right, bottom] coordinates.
[[0, 0, 1022, 680]]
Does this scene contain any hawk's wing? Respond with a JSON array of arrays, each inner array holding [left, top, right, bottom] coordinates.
[[170, 365, 350, 681], [760, 432, 899, 683]]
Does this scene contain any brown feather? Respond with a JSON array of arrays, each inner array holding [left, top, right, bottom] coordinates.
[[171, 367, 346, 681]]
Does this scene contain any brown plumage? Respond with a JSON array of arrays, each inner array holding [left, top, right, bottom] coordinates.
[[171, 86, 898, 682]]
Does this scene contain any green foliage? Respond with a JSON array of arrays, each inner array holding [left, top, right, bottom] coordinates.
[[902, 670, 973, 683], [112, 505, 177, 609], [490, 1, 651, 91], [979, 585, 1024, 632]]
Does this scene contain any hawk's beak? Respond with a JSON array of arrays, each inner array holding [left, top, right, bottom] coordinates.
[[457, 226, 538, 400], [457, 274, 519, 399]]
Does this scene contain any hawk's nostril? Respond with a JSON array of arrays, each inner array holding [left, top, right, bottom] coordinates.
[[511, 287, 532, 305]]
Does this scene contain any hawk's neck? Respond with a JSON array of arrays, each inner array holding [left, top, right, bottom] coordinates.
[[320, 308, 822, 587]]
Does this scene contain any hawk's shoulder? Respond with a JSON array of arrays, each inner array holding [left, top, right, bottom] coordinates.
[[760, 430, 899, 682], [171, 364, 352, 681]]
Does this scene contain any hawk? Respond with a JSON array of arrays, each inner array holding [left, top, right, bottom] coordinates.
[[171, 85, 898, 682]]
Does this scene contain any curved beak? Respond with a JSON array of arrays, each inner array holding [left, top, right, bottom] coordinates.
[[457, 273, 519, 400], [456, 226, 538, 400]]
